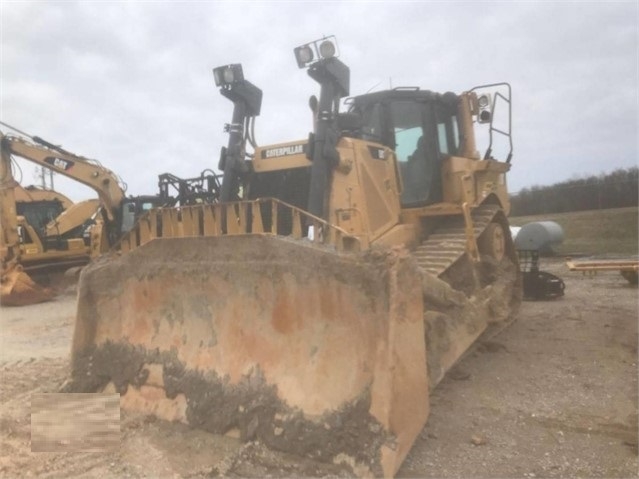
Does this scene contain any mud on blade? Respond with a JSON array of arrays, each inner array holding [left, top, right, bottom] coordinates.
[[69, 235, 429, 477]]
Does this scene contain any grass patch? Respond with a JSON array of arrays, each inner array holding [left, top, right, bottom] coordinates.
[[509, 206, 638, 256]]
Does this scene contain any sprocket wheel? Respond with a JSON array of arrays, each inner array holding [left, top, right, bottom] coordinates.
[[479, 222, 506, 262]]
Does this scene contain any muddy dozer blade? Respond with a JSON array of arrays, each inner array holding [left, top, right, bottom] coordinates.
[[1, 265, 55, 306], [69, 235, 429, 477]]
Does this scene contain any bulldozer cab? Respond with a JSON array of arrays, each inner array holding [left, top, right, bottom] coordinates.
[[347, 89, 461, 208]]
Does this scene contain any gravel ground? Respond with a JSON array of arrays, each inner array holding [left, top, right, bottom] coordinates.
[[0, 259, 636, 478]]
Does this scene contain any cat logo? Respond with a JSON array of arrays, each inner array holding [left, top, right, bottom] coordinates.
[[261, 143, 305, 159], [44, 157, 74, 171]]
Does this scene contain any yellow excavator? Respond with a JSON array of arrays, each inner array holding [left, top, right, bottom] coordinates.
[[68, 37, 521, 476], [0, 129, 157, 306], [1, 128, 224, 306], [14, 184, 102, 244], [12, 185, 101, 248], [12, 184, 98, 259]]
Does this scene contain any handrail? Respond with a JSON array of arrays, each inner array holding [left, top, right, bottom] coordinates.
[[469, 82, 513, 164]]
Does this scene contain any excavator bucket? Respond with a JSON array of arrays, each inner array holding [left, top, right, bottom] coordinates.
[[0, 264, 55, 306], [69, 235, 429, 477]]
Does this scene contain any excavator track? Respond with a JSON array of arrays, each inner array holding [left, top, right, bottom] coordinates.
[[413, 203, 501, 277]]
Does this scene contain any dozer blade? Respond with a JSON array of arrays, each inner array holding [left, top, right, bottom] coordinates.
[[0, 264, 55, 307], [69, 235, 429, 477]]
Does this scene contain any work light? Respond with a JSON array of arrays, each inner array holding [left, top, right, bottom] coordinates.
[[296, 45, 314, 65], [477, 93, 492, 123], [213, 64, 244, 87], [294, 36, 339, 68], [318, 40, 336, 59], [478, 93, 491, 109]]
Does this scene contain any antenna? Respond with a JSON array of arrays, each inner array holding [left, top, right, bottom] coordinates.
[[366, 80, 383, 93]]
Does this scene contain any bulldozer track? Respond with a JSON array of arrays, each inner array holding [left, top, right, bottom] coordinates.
[[413, 203, 501, 277]]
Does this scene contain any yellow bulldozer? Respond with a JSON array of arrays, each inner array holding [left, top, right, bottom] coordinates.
[[68, 37, 521, 476]]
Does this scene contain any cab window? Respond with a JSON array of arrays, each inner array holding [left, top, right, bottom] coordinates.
[[435, 105, 460, 156], [390, 101, 435, 205]]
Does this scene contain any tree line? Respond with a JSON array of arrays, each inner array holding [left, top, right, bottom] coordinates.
[[509, 167, 638, 216]]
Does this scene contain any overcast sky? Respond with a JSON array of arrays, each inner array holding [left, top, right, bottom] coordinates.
[[1, 1, 637, 202]]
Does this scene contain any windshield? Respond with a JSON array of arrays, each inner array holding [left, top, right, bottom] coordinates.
[[395, 126, 423, 163], [390, 101, 436, 205], [354, 95, 446, 206]]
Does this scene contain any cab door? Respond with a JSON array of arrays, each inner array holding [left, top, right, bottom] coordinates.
[[391, 101, 442, 207]]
